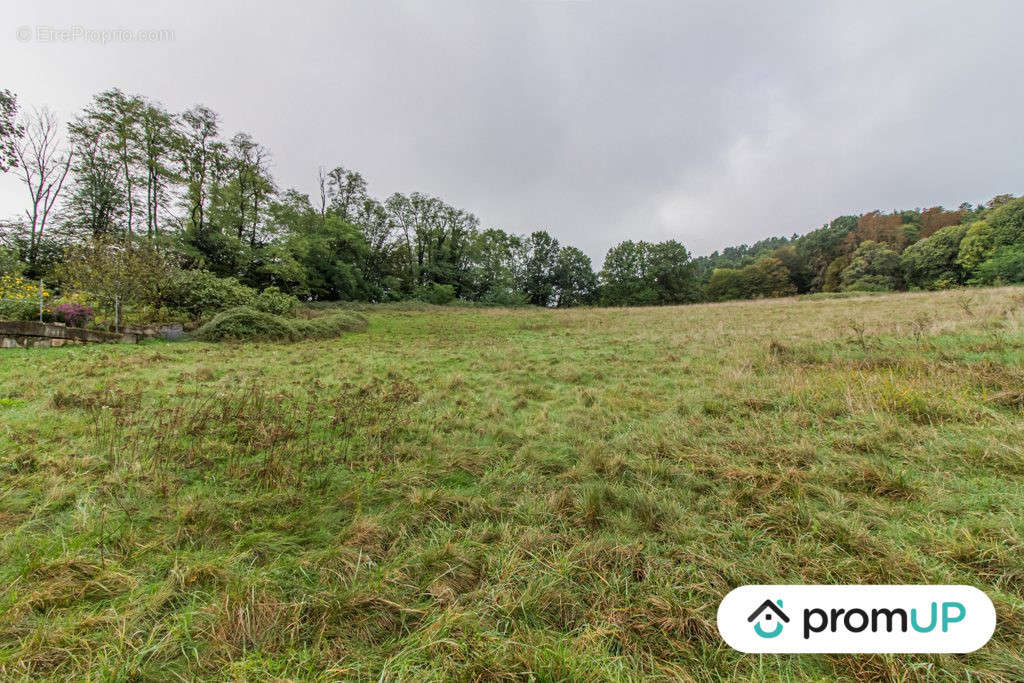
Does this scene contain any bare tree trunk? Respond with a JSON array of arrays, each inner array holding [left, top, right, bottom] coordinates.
[[146, 164, 153, 237], [251, 192, 259, 247], [14, 107, 72, 267], [153, 170, 159, 237], [122, 148, 133, 240], [318, 167, 327, 220]]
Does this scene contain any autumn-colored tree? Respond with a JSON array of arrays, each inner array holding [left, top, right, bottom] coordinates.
[[843, 211, 911, 253], [918, 206, 965, 239]]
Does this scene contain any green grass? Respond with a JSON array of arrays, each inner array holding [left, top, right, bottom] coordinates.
[[1, 287, 1023, 680]]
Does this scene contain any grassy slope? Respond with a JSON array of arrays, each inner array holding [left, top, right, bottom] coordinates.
[[1, 288, 1023, 681]]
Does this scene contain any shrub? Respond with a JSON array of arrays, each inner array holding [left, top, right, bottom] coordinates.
[[292, 312, 368, 338], [744, 256, 797, 298], [253, 286, 300, 316], [821, 255, 851, 292], [479, 287, 529, 307], [900, 223, 968, 289], [956, 199, 1024, 279], [0, 299, 38, 321], [0, 274, 49, 303], [955, 220, 995, 274], [192, 306, 367, 342], [971, 245, 1024, 285], [0, 275, 49, 321], [841, 276, 896, 292], [164, 270, 257, 318], [415, 283, 456, 305], [705, 257, 795, 301], [840, 240, 901, 292], [706, 267, 745, 301], [192, 307, 296, 342], [0, 247, 22, 277], [52, 303, 94, 328]]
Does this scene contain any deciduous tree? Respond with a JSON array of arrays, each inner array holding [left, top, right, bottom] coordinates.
[[13, 107, 72, 268]]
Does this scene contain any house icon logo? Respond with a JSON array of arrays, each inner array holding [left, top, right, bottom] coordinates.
[[748, 599, 789, 638]]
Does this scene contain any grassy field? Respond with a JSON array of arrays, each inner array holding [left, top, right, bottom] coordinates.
[[1, 288, 1023, 681]]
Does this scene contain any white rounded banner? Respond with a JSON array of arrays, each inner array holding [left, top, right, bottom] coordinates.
[[717, 585, 995, 653]]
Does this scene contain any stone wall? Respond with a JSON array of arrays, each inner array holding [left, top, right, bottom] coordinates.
[[125, 323, 185, 340], [0, 321, 138, 348]]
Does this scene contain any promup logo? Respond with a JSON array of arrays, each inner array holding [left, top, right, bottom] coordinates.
[[718, 585, 995, 653], [748, 599, 789, 638]]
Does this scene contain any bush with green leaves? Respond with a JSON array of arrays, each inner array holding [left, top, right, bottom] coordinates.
[[479, 287, 529, 307], [253, 285, 300, 316], [164, 270, 257, 318], [986, 196, 1024, 246], [840, 240, 902, 291], [971, 245, 1024, 285], [900, 223, 968, 290], [954, 198, 1024, 283], [191, 306, 296, 341], [705, 257, 795, 301], [0, 247, 23, 277], [0, 299, 39, 321], [821, 254, 851, 292], [291, 312, 368, 338], [705, 267, 746, 301], [192, 306, 366, 342], [415, 283, 456, 305], [955, 220, 995, 275]]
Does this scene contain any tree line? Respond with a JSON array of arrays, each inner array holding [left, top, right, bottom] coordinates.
[[696, 199, 1024, 299], [1, 87, 1022, 319]]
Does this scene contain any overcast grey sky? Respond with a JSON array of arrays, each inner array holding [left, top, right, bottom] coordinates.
[[3, 0, 1022, 261]]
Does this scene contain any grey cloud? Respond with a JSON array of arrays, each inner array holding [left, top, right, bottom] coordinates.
[[2, 0, 1022, 262]]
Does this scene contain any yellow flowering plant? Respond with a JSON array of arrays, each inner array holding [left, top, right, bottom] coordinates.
[[0, 275, 52, 322], [0, 275, 51, 302]]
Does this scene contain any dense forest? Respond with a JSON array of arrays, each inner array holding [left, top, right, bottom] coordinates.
[[2, 87, 1022, 326]]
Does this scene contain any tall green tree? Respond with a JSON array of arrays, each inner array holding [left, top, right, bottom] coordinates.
[[67, 113, 125, 238], [467, 228, 523, 303], [839, 240, 901, 291], [180, 105, 220, 235], [88, 89, 145, 238], [647, 240, 699, 304], [521, 230, 560, 306], [138, 101, 180, 237], [744, 256, 796, 297], [553, 246, 597, 307], [900, 223, 968, 289], [326, 166, 367, 222], [601, 240, 699, 305], [267, 190, 369, 300], [600, 240, 656, 306], [706, 257, 794, 300]]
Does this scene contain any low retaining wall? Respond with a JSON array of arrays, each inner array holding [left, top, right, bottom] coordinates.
[[125, 323, 185, 341], [0, 321, 138, 348]]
